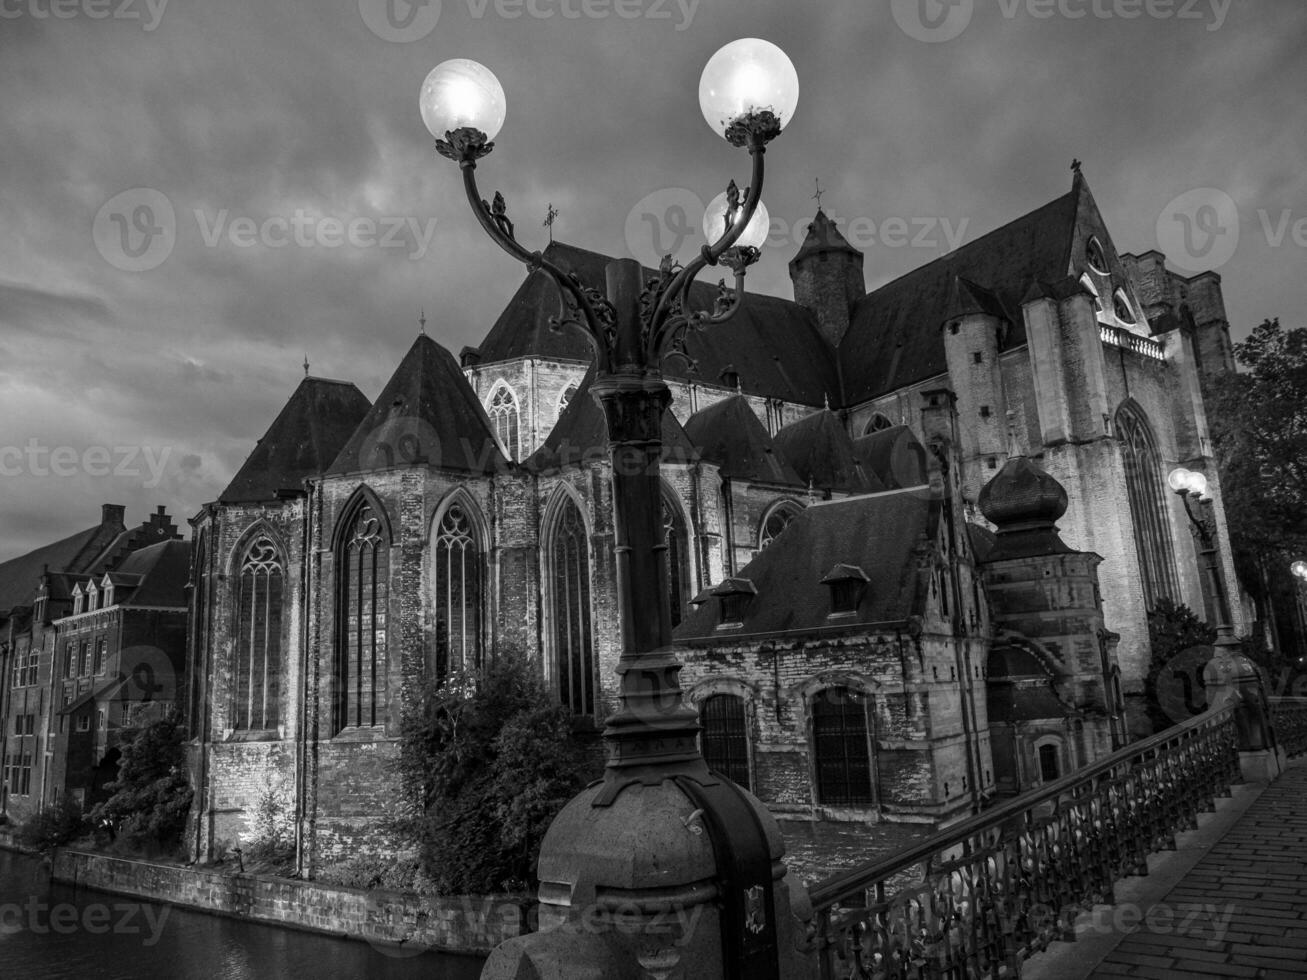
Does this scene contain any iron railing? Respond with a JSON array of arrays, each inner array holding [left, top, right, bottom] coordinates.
[[809, 703, 1239, 979], [1270, 697, 1307, 757]]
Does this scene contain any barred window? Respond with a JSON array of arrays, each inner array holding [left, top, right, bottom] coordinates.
[[1117, 407, 1178, 609], [549, 498, 594, 716], [700, 693, 750, 789], [338, 502, 389, 729], [812, 687, 874, 806], [434, 502, 481, 683], [488, 384, 521, 461], [234, 535, 284, 731]]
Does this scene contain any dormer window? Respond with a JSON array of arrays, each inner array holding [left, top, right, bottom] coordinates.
[[72, 584, 84, 615], [719, 366, 740, 390], [86, 582, 98, 611], [101, 575, 115, 608], [711, 578, 757, 628], [821, 564, 869, 616]]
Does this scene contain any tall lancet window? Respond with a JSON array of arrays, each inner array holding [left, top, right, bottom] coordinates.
[[488, 384, 521, 461], [662, 491, 690, 629], [1118, 407, 1179, 609], [234, 536, 283, 731], [550, 498, 594, 716], [338, 502, 389, 729], [434, 502, 482, 681], [189, 535, 209, 739]]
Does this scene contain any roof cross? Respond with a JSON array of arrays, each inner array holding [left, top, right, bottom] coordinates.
[[543, 203, 560, 242], [419, 309, 427, 335], [812, 177, 825, 212], [303, 354, 310, 377]]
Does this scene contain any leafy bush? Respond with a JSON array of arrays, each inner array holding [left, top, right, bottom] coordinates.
[[1145, 599, 1216, 731], [244, 777, 294, 866], [90, 710, 193, 853], [388, 654, 590, 894], [316, 854, 432, 893], [16, 798, 88, 852]]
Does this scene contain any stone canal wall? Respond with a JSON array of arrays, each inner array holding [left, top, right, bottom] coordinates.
[[49, 848, 532, 955]]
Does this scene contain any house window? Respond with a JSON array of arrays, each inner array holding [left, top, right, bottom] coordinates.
[[488, 384, 521, 461], [80, 642, 91, 676], [830, 579, 863, 615], [338, 501, 389, 730], [758, 501, 800, 552], [549, 498, 594, 716], [76, 715, 91, 733], [1038, 743, 1061, 782], [1117, 407, 1179, 609], [234, 535, 284, 731], [93, 638, 106, 676], [433, 501, 481, 683], [20, 754, 32, 795], [813, 687, 873, 805], [662, 491, 690, 629], [700, 693, 750, 789], [98, 710, 106, 731]]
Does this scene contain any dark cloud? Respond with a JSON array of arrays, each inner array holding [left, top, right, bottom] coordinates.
[[2, 0, 1306, 556]]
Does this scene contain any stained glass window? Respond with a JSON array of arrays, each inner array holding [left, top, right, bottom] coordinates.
[[339, 503, 388, 728], [550, 499, 594, 715], [1118, 407, 1178, 609], [234, 535, 283, 731], [488, 384, 521, 461], [434, 502, 481, 682]]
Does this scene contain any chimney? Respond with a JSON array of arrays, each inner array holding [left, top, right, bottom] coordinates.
[[101, 504, 126, 526]]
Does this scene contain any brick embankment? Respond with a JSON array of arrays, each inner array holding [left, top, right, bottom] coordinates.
[[50, 848, 532, 956]]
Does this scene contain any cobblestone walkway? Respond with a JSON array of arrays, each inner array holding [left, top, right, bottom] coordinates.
[[1091, 762, 1307, 978]]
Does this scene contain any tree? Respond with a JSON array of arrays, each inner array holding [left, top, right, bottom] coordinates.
[[1207, 318, 1307, 664], [90, 710, 193, 854], [388, 655, 590, 894]]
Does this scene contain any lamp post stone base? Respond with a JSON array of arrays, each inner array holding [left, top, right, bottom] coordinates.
[[480, 774, 817, 979]]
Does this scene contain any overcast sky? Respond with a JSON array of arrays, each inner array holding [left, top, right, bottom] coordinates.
[[2, 0, 1305, 560]]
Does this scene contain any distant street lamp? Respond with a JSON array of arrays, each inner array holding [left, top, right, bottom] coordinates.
[[1291, 560, 1307, 583], [1169, 466, 1233, 634], [421, 40, 808, 975]]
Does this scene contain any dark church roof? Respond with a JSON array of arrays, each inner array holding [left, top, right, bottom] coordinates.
[[328, 335, 508, 477], [110, 539, 190, 608], [221, 376, 371, 502], [682, 396, 802, 486], [525, 364, 697, 473], [789, 209, 864, 268], [675, 486, 937, 642], [472, 242, 841, 407], [838, 187, 1081, 403], [852, 425, 929, 491], [771, 409, 882, 494], [978, 451, 1074, 561]]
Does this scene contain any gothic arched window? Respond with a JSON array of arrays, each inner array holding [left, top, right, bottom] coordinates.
[[189, 535, 209, 739], [234, 535, 283, 731], [812, 687, 873, 805], [558, 383, 577, 414], [488, 384, 521, 461], [863, 413, 893, 436], [700, 693, 750, 789], [1117, 407, 1178, 609], [549, 498, 594, 716], [338, 501, 389, 729], [434, 501, 482, 682], [662, 490, 690, 629], [758, 501, 801, 552]]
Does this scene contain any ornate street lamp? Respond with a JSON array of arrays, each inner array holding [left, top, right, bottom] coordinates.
[[422, 41, 810, 976], [1169, 466, 1234, 634], [1291, 560, 1307, 583]]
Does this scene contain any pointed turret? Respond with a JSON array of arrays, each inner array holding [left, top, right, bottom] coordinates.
[[788, 210, 866, 349]]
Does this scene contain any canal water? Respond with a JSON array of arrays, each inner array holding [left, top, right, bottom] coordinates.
[[0, 849, 486, 979]]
